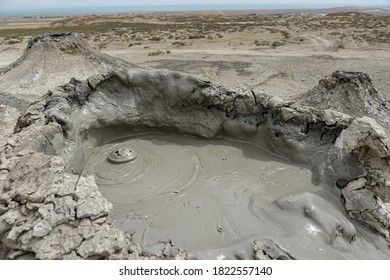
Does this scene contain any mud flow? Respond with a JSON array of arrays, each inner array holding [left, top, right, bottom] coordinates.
[[82, 132, 317, 256]]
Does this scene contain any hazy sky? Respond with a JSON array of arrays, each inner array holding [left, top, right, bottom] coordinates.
[[1, 0, 388, 10]]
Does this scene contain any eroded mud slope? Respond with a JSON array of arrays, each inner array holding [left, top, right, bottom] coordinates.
[[0, 32, 136, 101]]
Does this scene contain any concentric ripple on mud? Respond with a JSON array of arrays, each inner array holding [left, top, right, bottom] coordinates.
[[82, 133, 318, 256]]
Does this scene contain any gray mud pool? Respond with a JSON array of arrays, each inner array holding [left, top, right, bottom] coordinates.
[[82, 133, 388, 259]]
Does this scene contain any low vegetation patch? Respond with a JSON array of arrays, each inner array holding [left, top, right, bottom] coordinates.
[[333, 41, 346, 50], [148, 50, 171, 56], [172, 41, 185, 47], [271, 41, 284, 48]]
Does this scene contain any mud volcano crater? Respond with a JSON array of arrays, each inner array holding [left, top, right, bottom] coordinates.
[[1, 68, 390, 259], [82, 132, 318, 258]]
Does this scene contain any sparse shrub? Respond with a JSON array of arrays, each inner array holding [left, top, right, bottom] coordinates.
[[255, 40, 270, 46], [148, 50, 170, 56], [281, 30, 290, 38], [334, 42, 345, 50], [149, 36, 161, 41], [128, 42, 141, 47], [148, 50, 164, 56], [8, 39, 21, 44], [189, 34, 205, 39], [172, 41, 185, 47], [271, 41, 284, 48]]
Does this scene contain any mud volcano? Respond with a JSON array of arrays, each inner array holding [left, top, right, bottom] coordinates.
[[1, 68, 390, 259]]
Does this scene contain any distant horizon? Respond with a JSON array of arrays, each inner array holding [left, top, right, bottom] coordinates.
[[1, 3, 389, 17]]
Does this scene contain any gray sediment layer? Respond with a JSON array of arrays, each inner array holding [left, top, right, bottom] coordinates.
[[0, 67, 389, 259]]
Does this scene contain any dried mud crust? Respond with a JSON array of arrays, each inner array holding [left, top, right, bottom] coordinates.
[[0, 68, 389, 259]]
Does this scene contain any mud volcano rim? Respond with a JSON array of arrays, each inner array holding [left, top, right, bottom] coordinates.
[[47, 68, 390, 240], [1, 68, 389, 260]]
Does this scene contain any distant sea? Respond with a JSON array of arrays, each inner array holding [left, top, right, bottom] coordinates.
[[0, 4, 367, 16]]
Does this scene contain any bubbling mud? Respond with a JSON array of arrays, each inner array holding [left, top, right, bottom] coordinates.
[[79, 130, 390, 259], [83, 132, 371, 259], [108, 147, 138, 163]]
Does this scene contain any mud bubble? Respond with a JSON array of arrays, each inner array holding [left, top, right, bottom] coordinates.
[[108, 147, 138, 163]]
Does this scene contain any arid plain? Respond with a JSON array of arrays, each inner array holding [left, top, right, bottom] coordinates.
[[1, 10, 389, 99]]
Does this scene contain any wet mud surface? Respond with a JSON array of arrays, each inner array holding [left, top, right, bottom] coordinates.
[[83, 133, 313, 256], [82, 133, 389, 259]]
